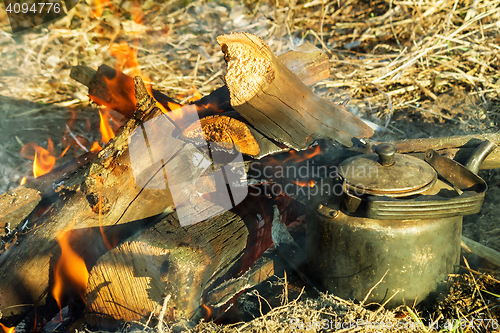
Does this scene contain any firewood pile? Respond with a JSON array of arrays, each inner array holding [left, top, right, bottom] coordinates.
[[0, 30, 499, 332], [0, 32, 368, 330], [2, 0, 500, 332]]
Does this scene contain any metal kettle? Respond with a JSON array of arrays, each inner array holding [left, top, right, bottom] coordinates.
[[307, 141, 494, 307]]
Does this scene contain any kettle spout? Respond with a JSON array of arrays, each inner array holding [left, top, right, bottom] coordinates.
[[465, 140, 497, 174]]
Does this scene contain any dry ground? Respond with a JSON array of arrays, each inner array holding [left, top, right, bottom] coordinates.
[[1, 0, 500, 331]]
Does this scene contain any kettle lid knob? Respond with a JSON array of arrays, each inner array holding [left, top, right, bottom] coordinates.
[[376, 143, 397, 166]]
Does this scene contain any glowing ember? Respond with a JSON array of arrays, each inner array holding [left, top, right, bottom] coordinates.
[[291, 180, 316, 188], [0, 323, 15, 333], [19, 177, 27, 186], [99, 109, 116, 144], [52, 228, 89, 310]]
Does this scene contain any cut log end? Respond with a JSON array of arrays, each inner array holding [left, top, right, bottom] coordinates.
[[182, 115, 260, 156], [85, 241, 171, 328], [217, 33, 274, 107]]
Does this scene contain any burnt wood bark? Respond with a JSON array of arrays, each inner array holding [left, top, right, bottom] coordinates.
[[0, 82, 168, 323]]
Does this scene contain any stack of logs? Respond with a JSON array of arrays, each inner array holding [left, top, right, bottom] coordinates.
[[1, 32, 500, 331]]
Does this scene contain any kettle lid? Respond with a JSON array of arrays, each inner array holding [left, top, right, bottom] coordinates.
[[339, 143, 437, 197]]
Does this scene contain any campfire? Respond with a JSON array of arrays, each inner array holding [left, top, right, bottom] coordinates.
[[2, 0, 500, 332]]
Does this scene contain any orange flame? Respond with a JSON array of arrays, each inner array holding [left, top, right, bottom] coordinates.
[[20, 177, 27, 186], [92, 0, 109, 17], [283, 145, 321, 164], [291, 180, 316, 188], [131, 1, 143, 24], [167, 101, 182, 111], [201, 302, 212, 320], [33, 146, 55, 178], [90, 142, 103, 153], [99, 109, 116, 144], [108, 42, 174, 115], [177, 85, 202, 103], [0, 323, 15, 333], [20, 138, 56, 178], [187, 86, 202, 103], [52, 228, 89, 310], [110, 42, 142, 78]]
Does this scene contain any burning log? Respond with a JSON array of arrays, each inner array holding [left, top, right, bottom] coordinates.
[[70, 42, 332, 159], [0, 73, 278, 330], [70, 64, 179, 119], [0, 84, 171, 324], [70, 42, 331, 122], [217, 32, 374, 150], [0, 79, 189, 322], [84, 202, 273, 328]]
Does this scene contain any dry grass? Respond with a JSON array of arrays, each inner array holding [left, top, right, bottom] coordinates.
[[1, 0, 500, 331]]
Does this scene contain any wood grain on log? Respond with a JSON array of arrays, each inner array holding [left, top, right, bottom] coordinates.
[[182, 115, 260, 156], [85, 206, 255, 328], [277, 42, 330, 87], [0, 186, 40, 238], [206, 255, 274, 308], [217, 32, 374, 150]]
